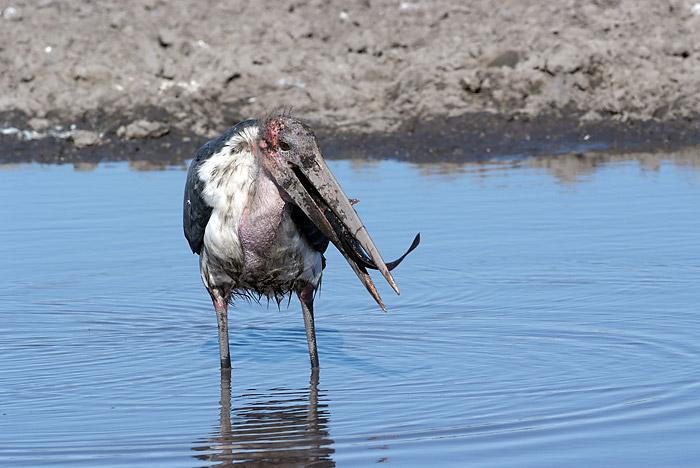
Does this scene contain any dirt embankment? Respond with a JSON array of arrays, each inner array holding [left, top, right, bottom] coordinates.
[[1, 0, 699, 164]]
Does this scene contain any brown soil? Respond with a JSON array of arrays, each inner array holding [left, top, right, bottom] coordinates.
[[1, 0, 699, 164]]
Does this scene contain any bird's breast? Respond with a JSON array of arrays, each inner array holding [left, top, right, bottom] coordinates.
[[200, 160, 323, 296], [198, 147, 257, 266], [238, 174, 287, 267], [237, 175, 323, 291]]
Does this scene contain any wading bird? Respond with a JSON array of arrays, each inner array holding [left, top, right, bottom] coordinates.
[[183, 115, 419, 369]]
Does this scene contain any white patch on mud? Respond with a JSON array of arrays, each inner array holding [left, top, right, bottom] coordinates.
[[0, 124, 78, 141], [158, 79, 201, 94]]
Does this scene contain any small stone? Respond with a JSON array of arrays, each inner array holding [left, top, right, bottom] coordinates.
[[73, 64, 112, 82], [71, 130, 101, 148], [159, 58, 177, 79], [545, 43, 584, 74], [2, 6, 22, 21], [653, 104, 669, 119], [28, 117, 51, 131], [663, 41, 690, 58], [158, 28, 176, 47], [542, 74, 571, 106], [637, 46, 651, 59], [109, 11, 127, 28], [487, 50, 520, 68], [460, 70, 484, 93], [399, 2, 419, 10], [117, 119, 169, 140], [572, 73, 590, 91]]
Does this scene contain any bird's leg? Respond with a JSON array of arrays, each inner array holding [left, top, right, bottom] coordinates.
[[212, 296, 232, 369], [298, 285, 319, 368]]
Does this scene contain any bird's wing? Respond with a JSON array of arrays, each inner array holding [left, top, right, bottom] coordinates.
[[183, 140, 215, 254], [290, 204, 330, 260], [183, 120, 258, 254]]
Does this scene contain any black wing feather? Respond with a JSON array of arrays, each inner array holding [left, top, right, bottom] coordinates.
[[183, 120, 258, 254], [289, 204, 330, 269]]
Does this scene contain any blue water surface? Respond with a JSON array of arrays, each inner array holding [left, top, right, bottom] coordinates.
[[1, 152, 699, 467]]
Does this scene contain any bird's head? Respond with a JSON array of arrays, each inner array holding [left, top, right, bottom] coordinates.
[[257, 115, 322, 187], [255, 115, 411, 309]]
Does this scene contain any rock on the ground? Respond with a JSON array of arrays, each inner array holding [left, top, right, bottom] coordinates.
[[117, 120, 169, 140], [70, 130, 101, 148]]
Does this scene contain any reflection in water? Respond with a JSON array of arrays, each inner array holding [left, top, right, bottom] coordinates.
[[396, 147, 700, 182], [5, 147, 698, 185], [193, 369, 334, 467], [523, 149, 700, 182], [128, 159, 188, 172]]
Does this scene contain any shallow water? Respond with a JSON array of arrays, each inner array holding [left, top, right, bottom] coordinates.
[[1, 153, 700, 467]]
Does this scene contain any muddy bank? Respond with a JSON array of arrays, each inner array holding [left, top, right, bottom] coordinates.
[[1, 0, 699, 163], [1, 109, 697, 165]]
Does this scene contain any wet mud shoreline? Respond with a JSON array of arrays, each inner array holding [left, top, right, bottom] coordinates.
[[1, 0, 699, 164], [2, 108, 697, 166]]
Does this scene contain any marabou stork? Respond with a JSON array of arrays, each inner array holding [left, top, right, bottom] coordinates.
[[183, 115, 419, 369]]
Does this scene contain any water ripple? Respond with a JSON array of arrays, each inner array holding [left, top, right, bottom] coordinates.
[[2, 159, 700, 467]]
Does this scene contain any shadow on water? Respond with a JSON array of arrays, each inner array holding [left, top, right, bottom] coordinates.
[[192, 369, 335, 467], [223, 325, 427, 378]]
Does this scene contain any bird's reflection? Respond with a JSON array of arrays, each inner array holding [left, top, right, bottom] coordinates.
[[193, 368, 334, 467]]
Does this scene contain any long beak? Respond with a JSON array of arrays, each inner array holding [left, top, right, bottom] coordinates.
[[279, 154, 399, 311]]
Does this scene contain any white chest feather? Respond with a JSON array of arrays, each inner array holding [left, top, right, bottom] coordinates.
[[198, 145, 257, 265]]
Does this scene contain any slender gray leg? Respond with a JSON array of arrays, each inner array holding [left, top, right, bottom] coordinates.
[[307, 367, 319, 424], [213, 297, 232, 369], [219, 367, 232, 436], [298, 286, 319, 368]]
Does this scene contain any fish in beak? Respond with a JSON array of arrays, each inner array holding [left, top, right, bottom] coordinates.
[[257, 115, 420, 310]]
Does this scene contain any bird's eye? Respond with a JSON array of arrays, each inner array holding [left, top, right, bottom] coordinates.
[[279, 140, 291, 151]]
